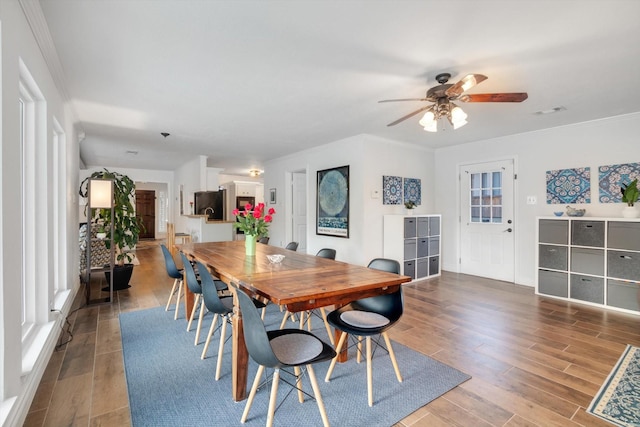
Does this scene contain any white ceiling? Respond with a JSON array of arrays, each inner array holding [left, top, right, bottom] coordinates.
[[38, 0, 640, 175]]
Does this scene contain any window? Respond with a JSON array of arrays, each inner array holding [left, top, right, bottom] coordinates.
[[19, 59, 48, 341], [469, 171, 503, 223]]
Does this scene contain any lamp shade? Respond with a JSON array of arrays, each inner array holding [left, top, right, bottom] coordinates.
[[89, 179, 114, 208]]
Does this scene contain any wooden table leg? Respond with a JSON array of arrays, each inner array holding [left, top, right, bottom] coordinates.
[[183, 273, 194, 319], [232, 301, 249, 401]]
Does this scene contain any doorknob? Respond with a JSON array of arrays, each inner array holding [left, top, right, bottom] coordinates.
[[504, 228, 513, 233]]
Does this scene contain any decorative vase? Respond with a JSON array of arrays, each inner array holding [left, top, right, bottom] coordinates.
[[622, 205, 639, 218], [245, 234, 257, 256]]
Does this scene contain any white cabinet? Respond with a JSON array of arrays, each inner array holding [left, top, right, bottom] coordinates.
[[384, 214, 441, 281], [536, 216, 640, 315], [236, 183, 255, 197]]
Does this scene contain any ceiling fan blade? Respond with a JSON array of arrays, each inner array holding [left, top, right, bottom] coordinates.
[[445, 74, 488, 98], [386, 105, 432, 126], [459, 93, 528, 102], [378, 98, 429, 103]]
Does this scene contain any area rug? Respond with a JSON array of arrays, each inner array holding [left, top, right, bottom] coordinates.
[[120, 305, 471, 427], [588, 344, 640, 427]]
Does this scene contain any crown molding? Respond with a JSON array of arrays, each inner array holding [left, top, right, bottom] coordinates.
[[19, 0, 70, 101]]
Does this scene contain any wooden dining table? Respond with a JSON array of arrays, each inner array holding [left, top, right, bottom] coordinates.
[[180, 240, 411, 402]]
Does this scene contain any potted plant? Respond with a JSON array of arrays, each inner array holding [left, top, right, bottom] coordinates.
[[621, 178, 639, 218], [404, 200, 416, 214], [96, 223, 107, 240], [79, 168, 143, 289]]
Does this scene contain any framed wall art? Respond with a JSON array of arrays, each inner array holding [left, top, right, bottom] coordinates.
[[316, 165, 349, 238]]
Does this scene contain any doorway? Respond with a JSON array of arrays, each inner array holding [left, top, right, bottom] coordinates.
[[459, 159, 515, 282], [291, 171, 307, 253], [136, 190, 156, 239]]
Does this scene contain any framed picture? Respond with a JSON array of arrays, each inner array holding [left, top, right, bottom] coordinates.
[[316, 165, 349, 238], [269, 188, 276, 204]]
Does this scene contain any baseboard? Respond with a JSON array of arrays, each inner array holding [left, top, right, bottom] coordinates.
[[4, 284, 78, 427]]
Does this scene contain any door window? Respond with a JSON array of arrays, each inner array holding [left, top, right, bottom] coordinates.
[[470, 171, 503, 223]]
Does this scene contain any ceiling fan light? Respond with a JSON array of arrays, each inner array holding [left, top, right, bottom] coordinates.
[[423, 121, 438, 132], [452, 118, 468, 130], [418, 111, 435, 127], [450, 105, 467, 122]]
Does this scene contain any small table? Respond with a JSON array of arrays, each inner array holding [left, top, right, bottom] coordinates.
[[181, 241, 411, 402]]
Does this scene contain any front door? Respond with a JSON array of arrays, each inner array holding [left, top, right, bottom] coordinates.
[[459, 159, 515, 282], [136, 190, 155, 239]]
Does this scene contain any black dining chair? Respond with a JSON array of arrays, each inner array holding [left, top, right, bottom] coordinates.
[[324, 258, 404, 407], [280, 248, 336, 345], [234, 284, 336, 427], [196, 261, 235, 380], [161, 244, 184, 320], [284, 241, 299, 251], [258, 236, 270, 244]]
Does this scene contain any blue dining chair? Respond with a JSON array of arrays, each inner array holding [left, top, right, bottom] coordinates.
[[324, 258, 404, 407], [196, 261, 235, 380], [161, 244, 183, 320]]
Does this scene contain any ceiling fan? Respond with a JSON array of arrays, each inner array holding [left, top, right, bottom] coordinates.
[[379, 73, 528, 131]]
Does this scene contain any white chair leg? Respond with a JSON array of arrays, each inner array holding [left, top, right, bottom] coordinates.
[[187, 294, 200, 331], [215, 316, 228, 380], [266, 369, 280, 427], [307, 364, 330, 427], [325, 331, 347, 382], [195, 300, 206, 345], [383, 332, 403, 383], [241, 365, 264, 423], [174, 280, 183, 320], [279, 311, 289, 329], [201, 313, 219, 360], [261, 306, 266, 320], [165, 278, 179, 311], [320, 307, 334, 345], [367, 336, 373, 407], [294, 366, 304, 403]]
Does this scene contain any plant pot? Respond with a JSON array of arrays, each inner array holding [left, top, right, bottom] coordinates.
[[622, 205, 639, 218], [103, 263, 134, 291], [245, 235, 257, 256]]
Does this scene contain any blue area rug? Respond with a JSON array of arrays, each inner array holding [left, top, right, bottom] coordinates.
[[120, 305, 470, 426], [588, 344, 640, 427]]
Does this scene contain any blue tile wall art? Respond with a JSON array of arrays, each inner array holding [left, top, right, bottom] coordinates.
[[382, 175, 403, 205], [546, 167, 591, 204], [403, 178, 421, 205], [598, 162, 640, 203]]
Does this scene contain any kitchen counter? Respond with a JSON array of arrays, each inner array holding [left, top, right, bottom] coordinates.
[[184, 215, 233, 242]]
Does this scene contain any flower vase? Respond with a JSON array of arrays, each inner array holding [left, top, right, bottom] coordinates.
[[245, 235, 257, 256]]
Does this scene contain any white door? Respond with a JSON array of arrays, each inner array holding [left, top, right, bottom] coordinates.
[[459, 159, 515, 282], [292, 171, 307, 253]]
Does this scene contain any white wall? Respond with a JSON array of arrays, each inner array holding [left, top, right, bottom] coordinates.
[[1, 1, 80, 424], [434, 112, 640, 287], [264, 134, 435, 266]]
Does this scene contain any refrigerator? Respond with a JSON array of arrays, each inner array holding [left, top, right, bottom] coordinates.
[[194, 190, 227, 220]]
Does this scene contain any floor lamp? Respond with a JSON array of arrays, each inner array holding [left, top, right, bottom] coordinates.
[[87, 178, 115, 304]]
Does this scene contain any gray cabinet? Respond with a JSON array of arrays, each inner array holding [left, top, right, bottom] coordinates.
[[384, 214, 441, 281], [536, 217, 640, 315]]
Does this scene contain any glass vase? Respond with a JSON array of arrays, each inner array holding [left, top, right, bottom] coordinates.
[[245, 234, 257, 256]]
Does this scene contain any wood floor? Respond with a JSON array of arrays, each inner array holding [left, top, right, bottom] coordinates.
[[25, 240, 640, 426]]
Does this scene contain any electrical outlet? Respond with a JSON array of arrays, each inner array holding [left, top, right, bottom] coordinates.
[[526, 196, 537, 205]]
